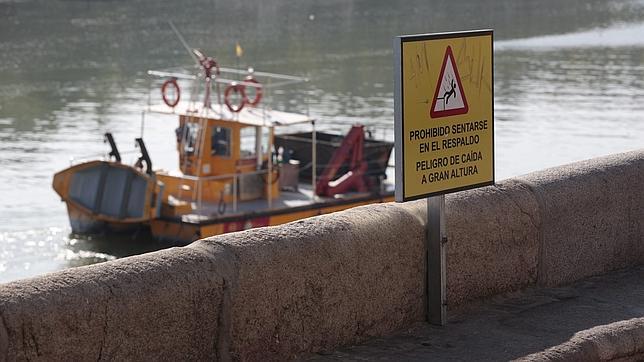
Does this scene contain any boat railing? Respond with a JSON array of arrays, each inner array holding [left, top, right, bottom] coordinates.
[[145, 66, 311, 118], [169, 159, 394, 218], [147, 68, 308, 87], [165, 168, 280, 216]]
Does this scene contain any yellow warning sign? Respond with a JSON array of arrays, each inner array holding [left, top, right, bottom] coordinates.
[[394, 30, 494, 202]]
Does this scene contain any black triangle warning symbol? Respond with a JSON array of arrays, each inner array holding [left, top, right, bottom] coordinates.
[[430, 46, 468, 119]]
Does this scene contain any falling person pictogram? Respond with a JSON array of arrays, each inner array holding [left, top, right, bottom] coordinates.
[[430, 46, 468, 118], [436, 76, 457, 110]]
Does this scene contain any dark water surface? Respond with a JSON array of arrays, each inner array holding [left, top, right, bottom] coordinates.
[[1, 0, 643, 282]]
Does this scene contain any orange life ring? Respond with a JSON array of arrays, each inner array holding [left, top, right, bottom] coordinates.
[[161, 78, 180, 108], [224, 83, 245, 113], [243, 76, 262, 107]]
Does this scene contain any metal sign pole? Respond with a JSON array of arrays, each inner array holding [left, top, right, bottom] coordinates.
[[427, 194, 446, 325]]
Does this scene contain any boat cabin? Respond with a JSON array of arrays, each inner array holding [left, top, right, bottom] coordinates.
[[146, 98, 314, 219]]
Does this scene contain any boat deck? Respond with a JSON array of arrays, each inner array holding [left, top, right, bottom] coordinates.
[[179, 183, 395, 225]]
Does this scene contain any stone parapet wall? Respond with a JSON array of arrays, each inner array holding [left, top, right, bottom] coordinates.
[[1, 149, 642, 360]]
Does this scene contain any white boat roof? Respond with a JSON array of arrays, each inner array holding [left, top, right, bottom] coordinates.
[[147, 101, 314, 127]]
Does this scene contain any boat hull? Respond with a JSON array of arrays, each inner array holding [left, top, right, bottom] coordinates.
[[54, 160, 394, 244], [53, 160, 156, 234], [66, 202, 145, 234]]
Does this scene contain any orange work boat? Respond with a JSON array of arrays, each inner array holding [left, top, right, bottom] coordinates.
[[53, 50, 394, 244]]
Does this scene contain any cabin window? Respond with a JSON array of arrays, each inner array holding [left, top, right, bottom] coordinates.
[[239, 126, 270, 160], [240, 126, 257, 158], [182, 123, 200, 155], [211, 126, 231, 157], [261, 127, 270, 156]]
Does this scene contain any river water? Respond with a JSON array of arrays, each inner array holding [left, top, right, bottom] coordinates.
[[1, 0, 643, 283]]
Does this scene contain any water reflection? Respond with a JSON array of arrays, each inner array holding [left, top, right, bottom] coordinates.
[[494, 34, 644, 175], [65, 231, 170, 263], [1, 0, 644, 282], [0, 227, 169, 283], [496, 22, 644, 50]]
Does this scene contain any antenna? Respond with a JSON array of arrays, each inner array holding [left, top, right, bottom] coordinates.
[[168, 21, 200, 67], [167, 21, 221, 110]]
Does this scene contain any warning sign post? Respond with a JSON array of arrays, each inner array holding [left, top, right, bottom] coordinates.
[[393, 30, 494, 326]]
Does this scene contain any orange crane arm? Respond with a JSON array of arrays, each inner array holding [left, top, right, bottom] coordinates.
[[315, 125, 369, 197]]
